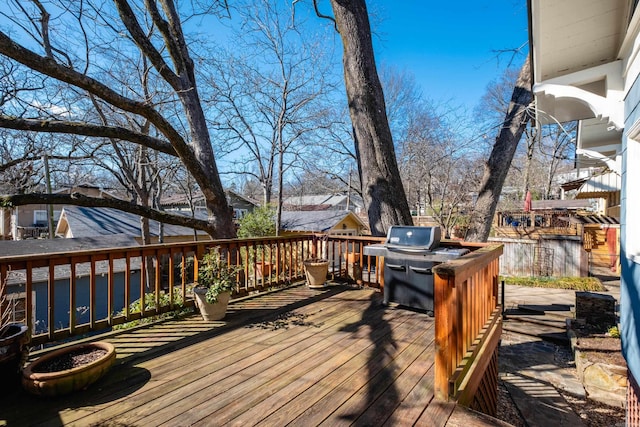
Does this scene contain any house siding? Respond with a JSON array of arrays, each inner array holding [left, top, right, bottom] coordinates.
[[622, 75, 640, 381], [8, 270, 143, 334]]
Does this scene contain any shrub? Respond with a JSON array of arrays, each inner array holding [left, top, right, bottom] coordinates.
[[237, 205, 276, 238], [500, 276, 605, 291]]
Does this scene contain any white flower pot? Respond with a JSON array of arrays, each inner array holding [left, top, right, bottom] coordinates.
[[193, 288, 230, 321]]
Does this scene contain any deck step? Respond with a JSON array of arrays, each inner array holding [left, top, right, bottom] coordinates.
[[503, 316, 569, 345], [504, 312, 569, 328]]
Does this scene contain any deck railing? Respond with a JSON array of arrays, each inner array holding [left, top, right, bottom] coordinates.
[[0, 234, 385, 347], [495, 209, 577, 235], [1, 233, 502, 414], [432, 242, 503, 415]]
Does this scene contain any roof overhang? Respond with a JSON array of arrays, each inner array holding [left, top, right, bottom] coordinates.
[[573, 172, 621, 199], [528, 0, 633, 172]]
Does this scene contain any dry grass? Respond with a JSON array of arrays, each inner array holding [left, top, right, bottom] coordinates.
[[500, 276, 605, 291]]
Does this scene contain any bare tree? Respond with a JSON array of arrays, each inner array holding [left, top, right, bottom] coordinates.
[[208, 0, 335, 233], [321, 0, 412, 236], [465, 57, 532, 242], [475, 62, 577, 211], [539, 122, 576, 199], [398, 99, 481, 237], [0, 0, 235, 237]]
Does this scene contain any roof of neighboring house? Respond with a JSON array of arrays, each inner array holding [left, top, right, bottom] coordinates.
[[160, 189, 259, 208], [561, 172, 621, 197], [576, 215, 620, 225], [160, 192, 206, 207], [531, 199, 593, 210], [282, 194, 364, 210], [53, 183, 122, 199], [575, 172, 621, 198], [280, 210, 366, 233], [57, 206, 209, 238], [0, 234, 139, 257]]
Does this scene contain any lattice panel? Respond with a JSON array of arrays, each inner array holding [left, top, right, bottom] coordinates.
[[533, 246, 554, 277], [629, 370, 640, 427], [470, 348, 499, 417]]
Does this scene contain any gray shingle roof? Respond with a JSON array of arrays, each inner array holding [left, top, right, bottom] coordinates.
[[280, 210, 360, 232], [60, 206, 208, 238], [0, 234, 139, 257]]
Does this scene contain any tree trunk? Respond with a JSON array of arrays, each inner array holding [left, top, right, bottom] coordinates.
[[522, 125, 536, 197], [329, 0, 412, 236], [465, 57, 532, 242], [176, 74, 235, 238]]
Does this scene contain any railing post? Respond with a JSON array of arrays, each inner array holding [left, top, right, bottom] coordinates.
[[434, 271, 453, 401]]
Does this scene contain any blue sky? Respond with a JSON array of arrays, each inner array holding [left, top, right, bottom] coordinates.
[[369, 0, 529, 110]]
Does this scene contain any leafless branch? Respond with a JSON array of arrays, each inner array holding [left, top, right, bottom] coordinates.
[[311, 0, 337, 31], [0, 115, 177, 156]]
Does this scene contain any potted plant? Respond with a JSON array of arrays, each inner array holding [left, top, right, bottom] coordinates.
[[303, 258, 330, 289], [193, 248, 239, 321], [0, 323, 30, 390], [0, 274, 30, 391]]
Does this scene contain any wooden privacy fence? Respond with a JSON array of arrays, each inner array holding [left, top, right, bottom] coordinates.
[[433, 242, 503, 415], [0, 234, 386, 347], [489, 236, 588, 277]]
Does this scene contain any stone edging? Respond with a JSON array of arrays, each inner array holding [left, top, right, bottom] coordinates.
[[566, 319, 627, 408]]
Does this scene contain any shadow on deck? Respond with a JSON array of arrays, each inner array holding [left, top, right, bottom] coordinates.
[[1, 282, 507, 426]]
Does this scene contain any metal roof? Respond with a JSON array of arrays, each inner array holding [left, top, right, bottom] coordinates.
[[574, 172, 621, 198]]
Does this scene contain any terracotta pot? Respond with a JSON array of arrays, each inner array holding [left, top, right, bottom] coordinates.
[[193, 288, 230, 321], [255, 262, 273, 279], [343, 252, 359, 264], [22, 341, 116, 397], [303, 259, 329, 289]]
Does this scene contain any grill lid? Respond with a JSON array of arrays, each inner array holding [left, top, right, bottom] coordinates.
[[384, 226, 441, 252]]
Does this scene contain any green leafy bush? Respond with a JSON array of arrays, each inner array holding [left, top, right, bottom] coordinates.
[[237, 205, 276, 238]]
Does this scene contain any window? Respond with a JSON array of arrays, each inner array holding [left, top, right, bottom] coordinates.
[[234, 209, 248, 219], [33, 210, 47, 226], [33, 210, 60, 227]]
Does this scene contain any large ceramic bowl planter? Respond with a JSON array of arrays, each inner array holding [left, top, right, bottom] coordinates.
[[22, 341, 116, 397], [193, 288, 231, 321], [303, 259, 329, 289]]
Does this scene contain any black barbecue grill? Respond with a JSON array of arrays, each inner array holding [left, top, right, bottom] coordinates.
[[363, 226, 469, 315]]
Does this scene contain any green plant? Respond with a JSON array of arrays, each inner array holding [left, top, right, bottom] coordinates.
[[500, 276, 605, 291], [173, 255, 195, 284], [237, 205, 276, 238], [608, 325, 621, 338], [197, 248, 240, 304], [114, 287, 192, 330]]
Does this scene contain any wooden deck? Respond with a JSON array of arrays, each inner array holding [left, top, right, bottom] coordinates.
[[1, 283, 506, 426]]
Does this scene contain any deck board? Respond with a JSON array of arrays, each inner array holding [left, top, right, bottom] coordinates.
[[0, 283, 503, 426]]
